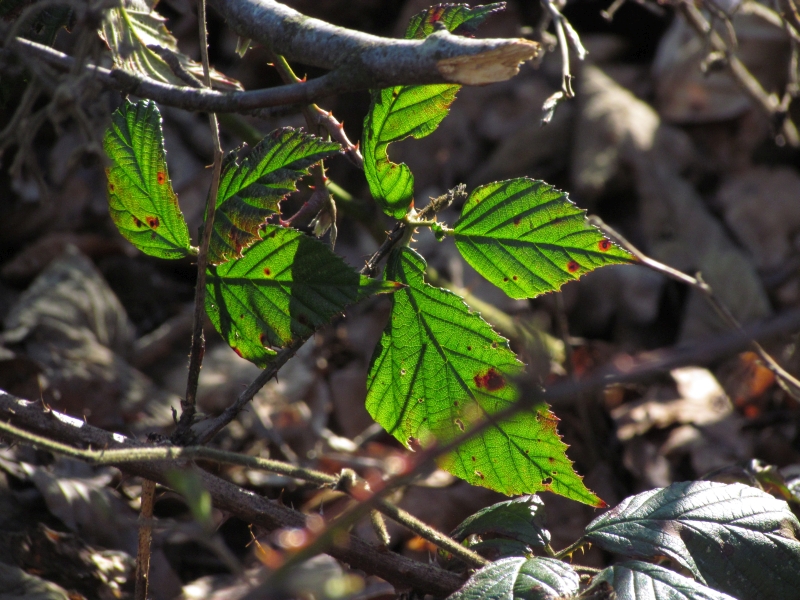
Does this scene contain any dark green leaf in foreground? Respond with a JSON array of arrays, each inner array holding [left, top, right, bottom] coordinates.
[[580, 561, 736, 600], [451, 495, 550, 548], [208, 129, 341, 264], [206, 225, 399, 368], [446, 557, 579, 600], [584, 481, 800, 599], [454, 178, 633, 299], [103, 100, 192, 259], [366, 248, 602, 505], [405, 2, 506, 39], [362, 3, 501, 218]]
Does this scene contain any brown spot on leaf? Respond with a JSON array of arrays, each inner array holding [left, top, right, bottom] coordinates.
[[109, 183, 115, 192], [567, 260, 580, 273], [157, 171, 166, 185], [542, 477, 552, 486], [471, 456, 476, 462], [132, 216, 143, 228], [548, 457, 555, 463], [259, 333, 267, 345], [264, 267, 271, 276], [475, 471, 485, 480], [513, 216, 521, 226], [598, 239, 612, 252], [474, 368, 505, 391], [297, 314, 309, 326], [503, 277, 508, 282], [512, 275, 518, 281], [232, 347, 243, 358], [146, 216, 159, 229], [453, 401, 459, 407]]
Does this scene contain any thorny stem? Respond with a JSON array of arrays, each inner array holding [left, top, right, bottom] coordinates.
[[554, 537, 589, 559], [0, 419, 487, 569], [590, 216, 800, 400], [174, 0, 225, 442]]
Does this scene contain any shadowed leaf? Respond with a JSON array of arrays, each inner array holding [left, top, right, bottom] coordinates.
[[209, 129, 340, 264], [446, 557, 579, 600], [103, 100, 192, 259], [99, 0, 241, 89], [454, 178, 634, 299], [367, 247, 603, 505], [585, 481, 800, 599], [581, 561, 736, 600], [451, 495, 550, 548], [206, 225, 399, 368]]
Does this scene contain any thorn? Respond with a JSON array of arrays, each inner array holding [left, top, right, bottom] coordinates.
[[353, 141, 360, 151], [308, 185, 315, 190], [300, 74, 307, 82], [337, 121, 344, 129]]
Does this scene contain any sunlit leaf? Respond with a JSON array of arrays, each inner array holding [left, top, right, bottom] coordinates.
[[454, 178, 634, 299], [446, 557, 579, 600], [103, 99, 192, 259], [99, 0, 241, 89], [366, 247, 603, 505], [405, 2, 505, 39], [209, 129, 340, 264], [581, 561, 736, 600], [362, 3, 502, 219], [206, 225, 399, 368], [584, 481, 800, 599]]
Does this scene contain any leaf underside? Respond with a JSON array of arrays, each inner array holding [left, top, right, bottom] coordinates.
[[362, 3, 501, 219], [585, 561, 736, 600], [205, 225, 399, 368], [454, 178, 634, 299], [209, 128, 341, 264], [366, 248, 602, 506], [99, 0, 241, 89], [585, 481, 800, 599], [103, 99, 192, 259], [446, 557, 580, 600]]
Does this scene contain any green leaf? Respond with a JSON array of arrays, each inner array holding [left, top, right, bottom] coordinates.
[[366, 248, 602, 506], [363, 3, 502, 219], [209, 128, 341, 264], [99, 0, 241, 89], [446, 557, 580, 600], [363, 85, 458, 219], [580, 561, 736, 600], [454, 178, 634, 299], [103, 99, 192, 259], [584, 481, 800, 599], [451, 495, 550, 548], [205, 225, 399, 368], [405, 2, 506, 40]]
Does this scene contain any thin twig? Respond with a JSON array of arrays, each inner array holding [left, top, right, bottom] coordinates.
[[589, 216, 800, 399], [0, 418, 487, 568], [134, 479, 155, 600], [678, 0, 800, 146], [173, 0, 225, 443]]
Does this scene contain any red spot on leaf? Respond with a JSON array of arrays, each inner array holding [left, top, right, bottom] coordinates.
[[232, 347, 243, 358], [132, 216, 142, 228], [259, 333, 266, 345], [264, 267, 271, 276], [513, 275, 518, 281], [598, 239, 612, 252], [474, 368, 505, 391], [157, 171, 166, 185], [146, 216, 159, 229], [567, 260, 580, 273], [109, 183, 115, 192], [431, 9, 442, 21]]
